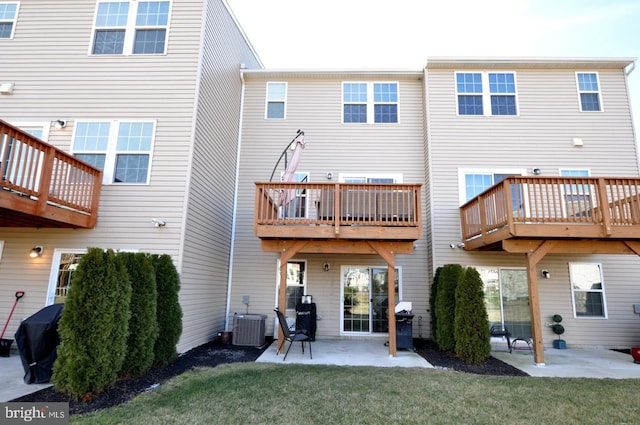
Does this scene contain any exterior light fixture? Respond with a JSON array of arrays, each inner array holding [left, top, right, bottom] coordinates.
[[323, 263, 330, 271], [54, 120, 67, 129], [151, 218, 166, 227], [29, 246, 44, 258]]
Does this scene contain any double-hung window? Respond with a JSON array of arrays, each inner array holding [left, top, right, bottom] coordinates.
[[265, 82, 287, 119], [576, 72, 601, 112], [569, 262, 607, 318], [560, 169, 591, 219], [0, 2, 19, 39], [91, 1, 170, 55], [460, 169, 524, 214], [72, 121, 155, 184], [456, 72, 518, 116], [343, 82, 398, 124]]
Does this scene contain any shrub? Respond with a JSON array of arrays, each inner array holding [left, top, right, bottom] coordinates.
[[434, 264, 463, 351], [151, 254, 182, 367], [119, 252, 159, 377], [52, 248, 131, 399], [429, 267, 442, 341], [454, 267, 491, 364]]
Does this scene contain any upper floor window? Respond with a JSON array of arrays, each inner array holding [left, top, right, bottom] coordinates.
[[0, 2, 19, 39], [576, 72, 601, 112], [456, 72, 518, 116], [91, 1, 170, 55], [569, 262, 607, 318], [266, 82, 287, 119], [72, 120, 155, 184], [343, 82, 398, 124], [459, 169, 525, 212]]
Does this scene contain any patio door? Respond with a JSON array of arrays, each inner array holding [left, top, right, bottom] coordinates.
[[480, 268, 531, 339], [341, 266, 399, 334]]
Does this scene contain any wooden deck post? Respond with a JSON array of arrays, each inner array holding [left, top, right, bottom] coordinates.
[[368, 241, 397, 357], [277, 240, 308, 353]]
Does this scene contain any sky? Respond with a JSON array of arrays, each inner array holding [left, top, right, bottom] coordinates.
[[226, 0, 640, 136]]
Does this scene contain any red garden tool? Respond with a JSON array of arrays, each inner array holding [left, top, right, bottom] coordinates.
[[0, 291, 25, 356]]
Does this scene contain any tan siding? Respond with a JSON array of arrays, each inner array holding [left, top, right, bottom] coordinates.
[[230, 75, 429, 337], [427, 63, 640, 348], [0, 0, 261, 353]]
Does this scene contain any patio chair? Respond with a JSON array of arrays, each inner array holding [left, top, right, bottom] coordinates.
[[490, 324, 512, 353], [274, 308, 312, 361]]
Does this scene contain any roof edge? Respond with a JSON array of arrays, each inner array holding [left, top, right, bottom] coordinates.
[[426, 56, 637, 69]]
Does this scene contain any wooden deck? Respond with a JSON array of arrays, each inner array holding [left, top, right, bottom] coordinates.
[[0, 119, 102, 228], [255, 181, 422, 358], [255, 182, 422, 242], [460, 176, 640, 251]]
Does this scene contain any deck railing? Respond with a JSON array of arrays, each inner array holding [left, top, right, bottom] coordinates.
[[460, 176, 640, 247], [0, 119, 102, 227], [255, 182, 422, 240]]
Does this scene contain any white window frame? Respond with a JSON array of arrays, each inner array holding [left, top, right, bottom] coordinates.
[[576, 72, 603, 112], [342, 82, 399, 124], [265, 82, 287, 119], [458, 168, 526, 205], [89, 1, 171, 56], [560, 168, 592, 219], [0, 2, 19, 39], [279, 171, 309, 219], [340, 265, 402, 336], [0, 240, 4, 263], [71, 120, 156, 185], [455, 71, 519, 116], [569, 262, 608, 319], [275, 259, 308, 314], [339, 173, 402, 184], [47, 249, 87, 305]]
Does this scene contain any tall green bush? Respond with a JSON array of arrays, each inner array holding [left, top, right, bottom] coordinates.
[[434, 264, 463, 351], [52, 248, 131, 399], [429, 267, 442, 341], [151, 254, 182, 367], [454, 267, 491, 364], [119, 252, 159, 377]]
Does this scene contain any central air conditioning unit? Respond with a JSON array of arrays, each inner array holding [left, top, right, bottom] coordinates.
[[232, 314, 267, 346]]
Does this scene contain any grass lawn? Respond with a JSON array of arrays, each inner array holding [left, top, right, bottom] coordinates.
[[71, 363, 638, 425]]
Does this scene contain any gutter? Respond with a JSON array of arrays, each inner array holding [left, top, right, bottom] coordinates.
[[224, 65, 246, 331]]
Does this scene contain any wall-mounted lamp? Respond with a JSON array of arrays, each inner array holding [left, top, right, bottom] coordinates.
[[323, 262, 330, 272], [541, 270, 551, 279], [532, 168, 542, 175], [54, 120, 67, 129], [326, 172, 333, 180], [29, 246, 44, 258], [151, 218, 166, 227]]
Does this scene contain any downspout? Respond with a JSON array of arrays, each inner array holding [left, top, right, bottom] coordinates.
[[624, 60, 640, 174], [224, 65, 246, 331]]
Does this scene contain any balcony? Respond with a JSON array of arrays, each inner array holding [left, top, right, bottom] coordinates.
[[0, 119, 102, 228], [460, 176, 640, 251], [255, 182, 422, 242]]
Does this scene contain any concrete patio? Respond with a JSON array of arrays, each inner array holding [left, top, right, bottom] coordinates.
[[2, 338, 640, 403]]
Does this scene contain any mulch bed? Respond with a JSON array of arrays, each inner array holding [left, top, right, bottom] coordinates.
[[12, 338, 527, 415]]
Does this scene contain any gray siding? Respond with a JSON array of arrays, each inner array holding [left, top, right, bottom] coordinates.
[[230, 73, 430, 337], [426, 61, 640, 348]]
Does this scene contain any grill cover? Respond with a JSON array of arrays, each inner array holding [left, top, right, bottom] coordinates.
[[15, 304, 64, 384]]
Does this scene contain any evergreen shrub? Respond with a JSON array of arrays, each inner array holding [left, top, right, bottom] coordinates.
[[52, 248, 131, 399], [151, 254, 183, 367], [434, 264, 463, 351], [119, 252, 159, 377], [454, 267, 491, 364]]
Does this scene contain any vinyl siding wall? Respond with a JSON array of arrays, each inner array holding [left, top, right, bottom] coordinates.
[[230, 73, 430, 338], [0, 0, 261, 352], [426, 63, 640, 348], [177, 0, 262, 351]]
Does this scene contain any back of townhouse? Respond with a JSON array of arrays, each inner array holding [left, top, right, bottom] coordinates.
[[0, 0, 261, 353], [229, 70, 431, 340], [426, 58, 640, 348]]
